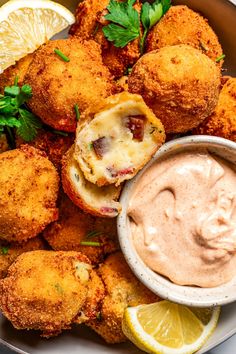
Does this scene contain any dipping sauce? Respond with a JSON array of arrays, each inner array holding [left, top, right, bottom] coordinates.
[[128, 149, 236, 287]]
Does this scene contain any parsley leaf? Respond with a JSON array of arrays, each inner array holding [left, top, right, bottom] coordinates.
[[0, 116, 21, 128], [140, 0, 171, 53], [4, 85, 20, 97], [102, 0, 171, 54], [103, 0, 140, 48], [1, 246, 9, 255], [0, 82, 41, 146], [161, 0, 171, 15], [17, 109, 42, 142]]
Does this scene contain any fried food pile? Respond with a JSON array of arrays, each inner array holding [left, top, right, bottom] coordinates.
[[0, 251, 158, 341], [0, 0, 235, 347], [70, 0, 141, 78]]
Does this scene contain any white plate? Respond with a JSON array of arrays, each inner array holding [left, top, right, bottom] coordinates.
[[0, 0, 236, 353]]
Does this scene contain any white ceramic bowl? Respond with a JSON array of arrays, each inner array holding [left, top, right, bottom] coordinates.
[[118, 135, 236, 307]]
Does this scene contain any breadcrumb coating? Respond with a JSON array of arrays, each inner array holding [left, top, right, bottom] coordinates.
[[70, 0, 141, 78], [88, 252, 159, 343], [43, 192, 119, 265], [0, 54, 34, 94], [0, 145, 59, 242], [16, 129, 74, 171], [0, 251, 105, 337], [146, 5, 223, 67], [24, 38, 116, 132], [0, 236, 46, 279], [128, 45, 221, 133], [194, 77, 236, 141]]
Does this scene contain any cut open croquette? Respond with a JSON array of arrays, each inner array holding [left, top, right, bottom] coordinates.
[[74, 92, 165, 187], [62, 146, 121, 217]]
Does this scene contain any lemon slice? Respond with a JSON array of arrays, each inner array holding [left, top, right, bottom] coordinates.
[[0, 0, 75, 72], [122, 301, 220, 354]]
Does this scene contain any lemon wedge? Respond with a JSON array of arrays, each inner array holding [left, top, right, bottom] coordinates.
[[122, 300, 220, 354], [0, 0, 75, 73]]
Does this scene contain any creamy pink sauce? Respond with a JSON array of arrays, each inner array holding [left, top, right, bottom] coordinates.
[[128, 149, 236, 287]]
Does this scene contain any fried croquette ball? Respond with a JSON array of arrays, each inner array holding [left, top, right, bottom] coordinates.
[[128, 45, 221, 133], [87, 252, 159, 343], [146, 6, 223, 67], [70, 0, 141, 78], [194, 77, 236, 141], [0, 54, 34, 94], [0, 145, 59, 243], [62, 146, 121, 217], [0, 134, 8, 153], [43, 192, 119, 265], [24, 38, 116, 132], [0, 251, 105, 337], [0, 236, 46, 279], [75, 92, 165, 186], [16, 129, 74, 171]]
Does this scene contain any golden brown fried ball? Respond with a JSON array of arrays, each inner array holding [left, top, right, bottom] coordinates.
[[0, 236, 46, 279], [88, 252, 159, 343], [194, 77, 236, 141], [16, 129, 74, 171], [146, 6, 223, 67], [0, 145, 59, 243], [0, 251, 104, 337], [62, 146, 121, 217], [24, 38, 116, 132], [43, 192, 119, 265], [70, 0, 141, 78], [128, 45, 221, 133], [0, 54, 34, 94]]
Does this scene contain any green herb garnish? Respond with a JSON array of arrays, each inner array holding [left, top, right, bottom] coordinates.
[[93, 23, 99, 36], [1, 246, 9, 255], [140, 0, 171, 53], [54, 49, 70, 62], [14, 75, 19, 86], [88, 142, 94, 150], [80, 241, 102, 247], [125, 66, 133, 75], [103, 0, 140, 48], [17, 108, 42, 142], [54, 283, 64, 295], [86, 230, 103, 239], [52, 130, 69, 137], [0, 82, 42, 146], [74, 104, 80, 121], [96, 312, 102, 321], [103, 0, 171, 53], [216, 54, 226, 63]]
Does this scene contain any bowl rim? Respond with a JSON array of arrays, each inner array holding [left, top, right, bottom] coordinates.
[[117, 135, 236, 307]]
